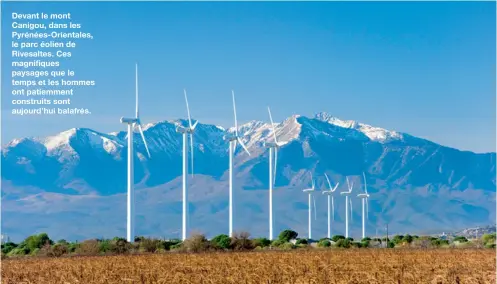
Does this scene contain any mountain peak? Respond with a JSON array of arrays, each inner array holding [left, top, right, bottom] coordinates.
[[314, 112, 403, 142]]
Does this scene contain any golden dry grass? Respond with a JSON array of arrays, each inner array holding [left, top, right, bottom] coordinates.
[[2, 249, 495, 284]]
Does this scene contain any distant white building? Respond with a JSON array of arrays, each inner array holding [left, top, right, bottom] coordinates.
[[439, 232, 447, 240]]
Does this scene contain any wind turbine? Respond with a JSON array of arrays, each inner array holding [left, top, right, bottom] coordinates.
[[120, 63, 151, 243], [224, 90, 251, 237], [175, 89, 198, 241], [357, 172, 370, 239], [322, 173, 339, 239], [265, 107, 281, 240], [340, 177, 354, 238], [302, 173, 317, 240]]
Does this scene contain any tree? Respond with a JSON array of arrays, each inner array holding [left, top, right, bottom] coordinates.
[[335, 239, 351, 248], [318, 239, 331, 248], [252, 238, 271, 248], [482, 233, 496, 246], [331, 235, 345, 242], [403, 234, 414, 244], [295, 238, 308, 245], [182, 234, 210, 253], [1, 242, 18, 254], [211, 234, 231, 250], [453, 236, 468, 243], [392, 235, 404, 245], [231, 232, 253, 251], [24, 233, 53, 251], [278, 230, 298, 242]]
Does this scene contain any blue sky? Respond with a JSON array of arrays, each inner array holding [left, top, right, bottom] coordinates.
[[1, 1, 495, 153]]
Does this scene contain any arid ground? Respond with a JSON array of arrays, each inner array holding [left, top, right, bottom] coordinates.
[[2, 249, 495, 284]]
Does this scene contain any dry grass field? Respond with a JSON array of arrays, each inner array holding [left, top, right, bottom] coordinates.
[[2, 249, 495, 284]]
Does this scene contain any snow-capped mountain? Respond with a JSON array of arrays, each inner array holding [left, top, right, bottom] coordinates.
[[2, 113, 495, 241]]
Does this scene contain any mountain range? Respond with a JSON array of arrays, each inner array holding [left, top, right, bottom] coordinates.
[[1, 112, 495, 242]]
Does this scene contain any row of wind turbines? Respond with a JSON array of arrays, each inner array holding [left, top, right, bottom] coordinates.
[[302, 172, 370, 241], [120, 64, 371, 243]]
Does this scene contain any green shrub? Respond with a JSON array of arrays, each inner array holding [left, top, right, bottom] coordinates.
[[271, 239, 284, 247], [252, 238, 271, 248], [280, 242, 296, 250], [318, 239, 331, 248], [295, 238, 308, 245], [453, 236, 468, 243], [211, 234, 231, 250], [331, 235, 345, 242], [335, 239, 351, 248], [278, 230, 298, 242], [1, 242, 18, 254]]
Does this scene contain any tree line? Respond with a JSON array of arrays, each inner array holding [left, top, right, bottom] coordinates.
[[2, 230, 495, 258]]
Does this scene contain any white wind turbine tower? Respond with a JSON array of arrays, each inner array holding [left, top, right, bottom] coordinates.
[[340, 177, 354, 238], [175, 89, 198, 241], [357, 172, 370, 239], [120, 63, 151, 243], [302, 173, 317, 240], [322, 173, 339, 239], [224, 90, 251, 237], [265, 107, 281, 240]]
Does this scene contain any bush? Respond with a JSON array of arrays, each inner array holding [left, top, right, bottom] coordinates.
[[140, 238, 162, 253], [1, 242, 18, 254], [361, 240, 370, 248], [295, 238, 308, 245], [331, 235, 345, 242], [403, 234, 414, 244], [482, 233, 496, 246], [280, 242, 296, 250], [318, 239, 331, 248], [75, 240, 101, 255], [278, 230, 298, 242], [182, 234, 210, 253], [271, 239, 284, 247], [346, 237, 354, 242], [211, 234, 231, 250], [231, 232, 253, 251], [361, 237, 372, 242], [453, 236, 468, 243], [252, 238, 271, 248], [392, 235, 404, 245], [160, 239, 182, 251], [24, 233, 53, 252], [335, 239, 351, 248]]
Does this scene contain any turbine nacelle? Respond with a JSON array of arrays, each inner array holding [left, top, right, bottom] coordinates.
[[357, 193, 370, 198], [264, 142, 280, 148], [120, 117, 139, 124], [303, 188, 316, 193]]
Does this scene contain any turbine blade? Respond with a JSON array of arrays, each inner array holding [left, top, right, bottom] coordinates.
[[138, 124, 151, 158], [331, 196, 335, 221], [267, 107, 278, 144], [184, 89, 192, 128], [313, 195, 317, 220], [190, 133, 194, 177], [273, 148, 278, 185], [333, 183, 340, 192], [232, 90, 238, 136], [192, 121, 199, 130], [233, 139, 237, 152], [346, 177, 351, 191], [363, 172, 367, 194], [325, 173, 332, 190], [135, 63, 139, 118], [310, 172, 314, 189], [237, 137, 250, 156]]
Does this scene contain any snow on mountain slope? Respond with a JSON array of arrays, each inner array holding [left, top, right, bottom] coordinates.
[[315, 112, 403, 142]]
